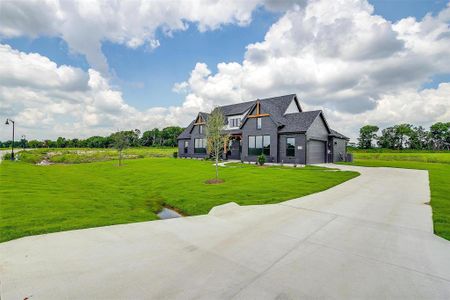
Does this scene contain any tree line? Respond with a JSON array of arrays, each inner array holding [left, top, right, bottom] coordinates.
[[0, 126, 184, 149], [358, 122, 450, 150]]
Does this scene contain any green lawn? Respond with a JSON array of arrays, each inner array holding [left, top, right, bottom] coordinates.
[[343, 151, 450, 240], [0, 158, 358, 242]]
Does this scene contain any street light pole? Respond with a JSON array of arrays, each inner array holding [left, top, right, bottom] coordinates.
[[5, 118, 15, 160]]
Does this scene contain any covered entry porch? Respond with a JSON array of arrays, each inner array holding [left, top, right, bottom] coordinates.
[[225, 134, 242, 160]]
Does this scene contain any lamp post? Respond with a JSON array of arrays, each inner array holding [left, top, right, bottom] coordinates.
[[5, 118, 15, 160]]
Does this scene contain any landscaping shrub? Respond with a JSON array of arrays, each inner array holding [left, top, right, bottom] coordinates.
[[257, 154, 266, 166], [173, 151, 178, 158]]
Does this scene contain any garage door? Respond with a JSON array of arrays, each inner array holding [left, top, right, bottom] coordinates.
[[307, 140, 326, 164]]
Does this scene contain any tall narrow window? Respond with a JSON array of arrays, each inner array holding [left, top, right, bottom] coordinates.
[[184, 141, 189, 154], [199, 125, 203, 134], [257, 117, 262, 129], [286, 137, 295, 157], [263, 135, 270, 155]]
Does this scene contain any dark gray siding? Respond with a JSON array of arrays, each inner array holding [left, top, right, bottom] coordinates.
[[306, 115, 329, 141], [188, 124, 208, 158], [178, 139, 188, 157], [278, 133, 306, 164], [241, 106, 278, 162], [332, 137, 347, 162]]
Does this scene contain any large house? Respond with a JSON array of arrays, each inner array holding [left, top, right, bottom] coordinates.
[[177, 94, 348, 164]]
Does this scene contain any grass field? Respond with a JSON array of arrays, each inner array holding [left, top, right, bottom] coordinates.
[[343, 150, 450, 240], [9, 147, 176, 164], [0, 157, 358, 242]]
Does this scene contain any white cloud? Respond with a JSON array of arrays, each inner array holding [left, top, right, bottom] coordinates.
[[173, 0, 450, 140], [0, 0, 262, 74], [1, 0, 450, 141], [0, 44, 184, 140]]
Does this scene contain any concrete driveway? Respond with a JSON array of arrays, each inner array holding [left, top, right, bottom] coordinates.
[[1, 164, 449, 299]]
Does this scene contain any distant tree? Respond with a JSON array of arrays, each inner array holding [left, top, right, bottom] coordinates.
[[430, 122, 450, 150], [85, 136, 108, 148], [111, 131, 130, 166], [393, 124, 413, 149], [378, 127, 395, 149], [140, 130, 156, 146], [161, 126, 184, 147], [206, 108, 229, 182], [56, 137, 67, 148], [20, 137, 28, 149], [358, 125, 379, 149], [409, 126, 429, 150], [28, 140, 43, 148]]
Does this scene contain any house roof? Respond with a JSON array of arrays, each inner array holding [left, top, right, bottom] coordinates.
[[177, 120, 195, 139], [329, 129, 349, 140], [177, 94, 336, 140], [278, 110, 323, 133]]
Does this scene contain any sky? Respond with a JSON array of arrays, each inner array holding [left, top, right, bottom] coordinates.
[[0, 0, 449, 142]]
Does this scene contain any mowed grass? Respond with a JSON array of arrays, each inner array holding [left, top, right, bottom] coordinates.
[[0, 158, 358, 242], [343, 151, 450, 240]]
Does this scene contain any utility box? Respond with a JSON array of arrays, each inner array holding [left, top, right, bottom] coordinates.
[[346, 153, 353, 162]]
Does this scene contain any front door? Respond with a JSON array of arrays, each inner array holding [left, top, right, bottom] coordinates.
[[230, 139, 241, 160]]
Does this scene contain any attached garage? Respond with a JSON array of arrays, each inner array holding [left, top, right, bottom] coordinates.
[[307, 140, 326, 164]]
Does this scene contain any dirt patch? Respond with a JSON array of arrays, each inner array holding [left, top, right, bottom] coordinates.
[[205, 179, 225, 184]]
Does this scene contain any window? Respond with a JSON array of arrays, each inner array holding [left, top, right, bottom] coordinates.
[[256, 117, 262, 129], [263, 135, 270, 155], [229, 118, 241, 128], [194, 138, 207, 153], [199, 125, 203, 134], [184, 141, 189, 154], [248, 135, 270, 156], [286, 137, 295, 157]]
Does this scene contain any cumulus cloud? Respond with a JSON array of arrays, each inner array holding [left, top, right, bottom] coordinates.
[[1, 0, 450, 141], [0, 44, 191, 139], [173, 0, 450, 139], [0, 0, 262, 74]]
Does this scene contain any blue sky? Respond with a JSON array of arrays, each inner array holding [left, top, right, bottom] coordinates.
[[4, 0, 448, 110], [0, 0, 449, 140]]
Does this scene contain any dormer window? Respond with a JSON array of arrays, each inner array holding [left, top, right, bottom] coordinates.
[[228, 117, 242, 128]]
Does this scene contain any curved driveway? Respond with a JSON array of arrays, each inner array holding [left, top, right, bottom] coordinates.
[[1, 164, 449, 299]]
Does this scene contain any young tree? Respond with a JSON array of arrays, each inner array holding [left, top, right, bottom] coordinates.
[[206, 108, 229, 182], [111, 131, 130, 166], [358, 125, 379, 149]]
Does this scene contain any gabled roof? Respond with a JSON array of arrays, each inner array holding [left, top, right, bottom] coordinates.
[[178, 120, 194, 139], [218, 102, 255, 116], [329, 129, 349, 140], [176, 93, 337, 140], [239, 94, 298, 128], [278, 110, 323, 133]]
